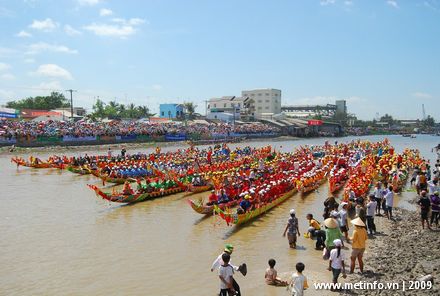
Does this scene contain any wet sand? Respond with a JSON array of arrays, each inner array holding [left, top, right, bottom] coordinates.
[[346, 203, 439, 295]]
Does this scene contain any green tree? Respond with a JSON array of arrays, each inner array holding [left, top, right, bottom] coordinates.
[[422, 115, 435, 127], [105, 101, 120, 119], [380, 114, 394, 125], [92, 98, 106, 119], [6, 92, 69, 110], [183, 102, 197, 119]]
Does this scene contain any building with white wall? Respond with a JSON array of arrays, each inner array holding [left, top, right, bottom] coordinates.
[[206, 96, 243, 122], [241, 88, 281, 119]]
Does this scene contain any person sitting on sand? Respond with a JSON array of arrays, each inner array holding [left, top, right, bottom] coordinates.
[[265, 259, 288, 286]]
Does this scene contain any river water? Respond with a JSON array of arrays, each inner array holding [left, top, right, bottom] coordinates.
[[1, 135, 439, 296]]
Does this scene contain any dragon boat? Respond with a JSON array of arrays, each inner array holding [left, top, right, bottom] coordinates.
[[213, 188, 297, 226], [87, 184, 184, 203]]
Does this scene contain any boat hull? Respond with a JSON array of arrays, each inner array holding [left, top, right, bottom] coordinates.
[[214, 188, 297, 225]]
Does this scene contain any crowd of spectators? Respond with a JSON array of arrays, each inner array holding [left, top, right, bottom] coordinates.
[[0, 119, 280, 140]]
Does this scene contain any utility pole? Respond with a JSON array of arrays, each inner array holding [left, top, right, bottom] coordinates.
[[65, 89, 77, 121]]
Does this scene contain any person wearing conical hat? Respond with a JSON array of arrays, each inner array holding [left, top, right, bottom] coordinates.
[[349, 217, 368, 274], [323, 218, 343, 260]]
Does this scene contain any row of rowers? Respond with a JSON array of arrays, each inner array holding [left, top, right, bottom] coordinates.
[[206, 173, 298, 213]]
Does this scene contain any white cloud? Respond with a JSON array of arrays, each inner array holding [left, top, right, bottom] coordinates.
[[0, 62, 11, 71], [83, 18, 146, 38], [26, 42, 78, 55], [16, 30, 32, 38], [320, 0, 336, 5], [37, 80, 63, 90], [34, 64, 73, 80], [344, 0, 353, 6], [29, 18, 58, 32], [84, 23, 135, 37], [127, 18, 145, 25], [0, 6, 14, 17], [1, 73, 15, 80], [100, 8, 113, 16], [77, 0, 101, 6], [412, 92, 432, 99], [423, 0, 439, 11], [64, 25, 82, 36], [0, 47, 16, 58], [112, 18, 146, 25], [151, 84, 163, 91], [24, 58, 35, 64], [386, 0, 399, 8]]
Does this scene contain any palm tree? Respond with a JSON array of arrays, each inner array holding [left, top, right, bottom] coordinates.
[[183, 102, 197, 119]]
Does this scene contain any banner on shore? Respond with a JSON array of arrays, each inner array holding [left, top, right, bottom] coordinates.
[[165, 134, 187, 141], [63, 135, 97, 142]]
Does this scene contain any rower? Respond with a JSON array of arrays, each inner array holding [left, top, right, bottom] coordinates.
[[122, 181, 133, 195], [237, 195, 251, 214], [207, 190, 218, 206], [217, 189, 230, 204]]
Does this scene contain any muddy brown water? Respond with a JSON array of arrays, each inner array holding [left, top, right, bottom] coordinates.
[[1, 135, 438, 295]]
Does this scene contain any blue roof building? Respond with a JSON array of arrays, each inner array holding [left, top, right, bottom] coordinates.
[[159, 104, 185, 119]]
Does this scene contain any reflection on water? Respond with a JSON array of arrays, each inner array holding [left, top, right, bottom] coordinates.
[[0, 135, 438, 295]]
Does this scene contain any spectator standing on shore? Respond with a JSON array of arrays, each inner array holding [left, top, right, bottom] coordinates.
[[350, 218, 368, 274], [427, 179, 439, 195], [323, 196, 338, 219], [283, 209, 300, 249], [338, 202, 349, 243], [323, 218, 343, 260], [328, 239, 346, 287], [355, 200, 366, 226], [373, 182, 384, 216], [430, 191, 440, 228], [417, 191, 432, 230], [366, 194, 377, 235], [384, 185, 394, 220]]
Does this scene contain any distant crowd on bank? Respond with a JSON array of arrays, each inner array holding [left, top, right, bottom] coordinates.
[[0, 119, 280, 140]]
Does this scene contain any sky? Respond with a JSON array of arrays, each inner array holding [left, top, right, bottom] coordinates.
[[0, 0, 439, 120]]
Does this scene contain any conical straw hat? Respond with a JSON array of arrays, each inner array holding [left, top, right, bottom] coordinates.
[[324, 218, 338, 229], [351, 217, 366, 227]]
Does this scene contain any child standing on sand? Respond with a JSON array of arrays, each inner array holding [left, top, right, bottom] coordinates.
[[265, 259, 288, 286], [328, 239, 346, 287], [219, 253, 235, 296], [288, 262, 308, 296]]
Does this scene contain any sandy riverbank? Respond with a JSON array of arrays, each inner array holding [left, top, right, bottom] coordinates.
[[346, 203, 439, 295]]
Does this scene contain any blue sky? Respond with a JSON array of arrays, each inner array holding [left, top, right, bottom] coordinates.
[[0, 0, 439, 120]]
